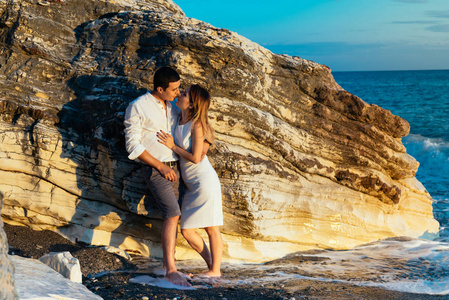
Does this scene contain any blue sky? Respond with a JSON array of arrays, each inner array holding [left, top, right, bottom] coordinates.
[[176, 0, 449, 72]]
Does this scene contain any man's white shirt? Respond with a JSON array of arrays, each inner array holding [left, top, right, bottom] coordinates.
[[124, 92, 180, 162]]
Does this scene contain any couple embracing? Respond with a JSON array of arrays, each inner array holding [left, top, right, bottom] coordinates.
[[124, 67, 223, 287]]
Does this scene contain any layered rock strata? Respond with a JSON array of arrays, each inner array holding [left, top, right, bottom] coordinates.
[[0, 0, 439, 262]]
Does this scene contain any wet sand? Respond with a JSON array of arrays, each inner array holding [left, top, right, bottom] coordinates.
[[4, 223, 446, 300]]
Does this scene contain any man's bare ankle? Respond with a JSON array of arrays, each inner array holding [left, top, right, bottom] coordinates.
[[165, 268, 178, 275]]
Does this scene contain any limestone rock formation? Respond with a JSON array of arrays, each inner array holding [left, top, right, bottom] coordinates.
[[0, 0, 439, 262], [0, 192, 18, 300]]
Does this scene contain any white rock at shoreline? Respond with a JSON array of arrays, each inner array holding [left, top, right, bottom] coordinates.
[[39, 251, 83, 283], [10, 255, 102, 300]]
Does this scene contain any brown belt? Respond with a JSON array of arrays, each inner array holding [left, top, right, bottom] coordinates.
[[162, 161, 177, 168]]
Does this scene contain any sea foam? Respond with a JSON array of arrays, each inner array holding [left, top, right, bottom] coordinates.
[[403, 134, 449, 241], [404, 134, 449, 181], [131, 237, 449, 295]]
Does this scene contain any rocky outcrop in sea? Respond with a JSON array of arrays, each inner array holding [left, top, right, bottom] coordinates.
[[0, 0, 439, 262]]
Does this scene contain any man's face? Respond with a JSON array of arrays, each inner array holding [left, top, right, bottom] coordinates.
[[158, 80, 181, 101]]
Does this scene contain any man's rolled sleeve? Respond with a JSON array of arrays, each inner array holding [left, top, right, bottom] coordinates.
[[127, 144, 146, 160], [124, 104, 146, 160]]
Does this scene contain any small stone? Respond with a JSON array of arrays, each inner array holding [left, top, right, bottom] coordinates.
[[142, 297, 149, 300]]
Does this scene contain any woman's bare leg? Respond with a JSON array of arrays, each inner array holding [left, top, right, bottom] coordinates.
[[204, 226, 223, 276], [181, 228, 212, 269]]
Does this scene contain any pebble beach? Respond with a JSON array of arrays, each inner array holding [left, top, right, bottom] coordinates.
[[5, 223, 447, 300]]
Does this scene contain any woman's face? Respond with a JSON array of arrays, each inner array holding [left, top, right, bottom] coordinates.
[[176, 87, 192, 111]]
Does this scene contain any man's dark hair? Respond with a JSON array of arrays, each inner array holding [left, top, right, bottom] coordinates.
[[153, 67, 180, 90]]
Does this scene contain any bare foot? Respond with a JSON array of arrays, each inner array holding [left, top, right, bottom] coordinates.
[[166, 271, 192, 287], [196, 270, 221, 278]]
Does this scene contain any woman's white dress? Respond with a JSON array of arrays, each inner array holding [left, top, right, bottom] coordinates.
[[175, 120, 223, 229]]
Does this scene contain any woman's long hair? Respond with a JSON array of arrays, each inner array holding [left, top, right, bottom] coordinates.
[[188, 84, 215, 145]]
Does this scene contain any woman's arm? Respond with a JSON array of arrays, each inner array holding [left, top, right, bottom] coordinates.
[[157, 123, 205, 164]]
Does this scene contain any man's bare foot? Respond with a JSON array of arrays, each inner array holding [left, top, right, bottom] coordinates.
[[156, 268, 192, 278], [166, 271, 192, 287], [195, 270, 221, 278]]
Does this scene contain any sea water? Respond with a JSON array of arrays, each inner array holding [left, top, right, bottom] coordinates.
[[132, 70, 449, 295]]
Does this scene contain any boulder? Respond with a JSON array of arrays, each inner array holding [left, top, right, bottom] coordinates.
[[39, 251, 83, 283], [0, 0, 439, 262], [11, 255, 102, 300]]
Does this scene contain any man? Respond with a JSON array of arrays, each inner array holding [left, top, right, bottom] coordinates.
[[124, 67, 204, 286]]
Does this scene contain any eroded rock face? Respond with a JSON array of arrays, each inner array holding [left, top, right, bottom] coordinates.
[[0, 0, 439, 262]]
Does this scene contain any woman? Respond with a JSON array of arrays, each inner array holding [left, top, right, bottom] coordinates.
[[157, 84, 223, 277]]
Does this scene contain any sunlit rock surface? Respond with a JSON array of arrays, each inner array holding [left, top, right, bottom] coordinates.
[[11, 255, 102, 300], [0, 0, 439, 262]]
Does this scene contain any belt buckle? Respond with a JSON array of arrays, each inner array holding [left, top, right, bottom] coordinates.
[[164, 161, 176, 168]]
